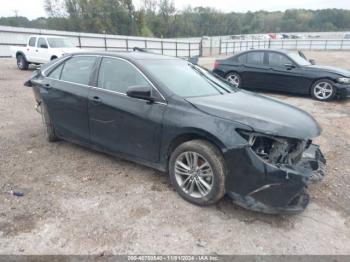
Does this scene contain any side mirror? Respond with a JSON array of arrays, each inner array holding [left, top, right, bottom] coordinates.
[[309, 59, 316, 65], [284, 63, 295, 70], [127, 85, 153, 101], [40, 44, 48, 49]]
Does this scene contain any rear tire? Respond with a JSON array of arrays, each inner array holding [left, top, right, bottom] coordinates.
[[169, 140, 225, 206], [225, 72, 241, 88], [17, 54, 29, 70], [311, 79, 336, 101], [41, 103, 58, 142]]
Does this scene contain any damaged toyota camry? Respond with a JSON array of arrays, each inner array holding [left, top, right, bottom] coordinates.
[[25, 51, 326, 214]]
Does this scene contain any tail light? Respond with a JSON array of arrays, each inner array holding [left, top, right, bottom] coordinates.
[[214, 60, 219, 69]]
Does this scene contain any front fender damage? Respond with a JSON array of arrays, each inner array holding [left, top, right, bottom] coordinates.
[[225, 133, 326, 214]]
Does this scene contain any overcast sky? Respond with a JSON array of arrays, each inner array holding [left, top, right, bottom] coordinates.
[[0, 0, 349, 19]]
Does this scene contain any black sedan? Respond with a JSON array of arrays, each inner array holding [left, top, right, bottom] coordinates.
[[213, 49, 350, 101], [25, 51, 325, 214]]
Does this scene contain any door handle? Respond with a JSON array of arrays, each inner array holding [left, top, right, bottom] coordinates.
[[91, 96, 102, 105]]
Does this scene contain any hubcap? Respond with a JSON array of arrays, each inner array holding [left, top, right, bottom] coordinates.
[[174, 151, 214, 198], [226, 74, 240, 88], [314, 82, 333, 100]]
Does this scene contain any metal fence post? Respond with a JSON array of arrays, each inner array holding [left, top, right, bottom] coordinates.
[[161, 40, 164, 55], [226, 42, 228, 55], [219, 37, 222, 55], [104, 34, 107, 50], [268, 39, 271, 49], [78, 35, 81, 48], [340, 39, 344, 50], [145, 39, 147, 49], [325, 40, 328, 50], [175, 42, 178, 57], [188, 42, 191, 57], [125, 38, 129, 51]]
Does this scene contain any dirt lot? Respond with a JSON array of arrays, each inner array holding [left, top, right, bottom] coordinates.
[[1, 51, 350, 255]]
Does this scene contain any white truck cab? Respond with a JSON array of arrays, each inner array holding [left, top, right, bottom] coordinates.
[[11, 35, 83, 70]]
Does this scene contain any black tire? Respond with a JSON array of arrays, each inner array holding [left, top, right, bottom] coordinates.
[[41, 103, 58, 142], [16, 54, 29, 70], [169, 140, 226, 206], [225, 72, 241, 88], [51, 56, 58, 61], [311, 79, 336, 101]]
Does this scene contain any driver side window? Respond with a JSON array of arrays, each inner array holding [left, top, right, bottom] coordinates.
[[97, 57, 150, 94], [268, 52, 292, 67]]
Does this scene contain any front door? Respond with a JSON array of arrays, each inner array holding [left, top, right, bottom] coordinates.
[[35, 37, 51, 63], [265, 51, 309, 94], [88, 57, 166, 162]]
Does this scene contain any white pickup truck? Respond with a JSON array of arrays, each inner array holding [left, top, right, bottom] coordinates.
[[11, 35, 83, 70]]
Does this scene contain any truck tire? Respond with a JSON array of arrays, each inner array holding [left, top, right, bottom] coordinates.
[[17, 54, 29, 70]]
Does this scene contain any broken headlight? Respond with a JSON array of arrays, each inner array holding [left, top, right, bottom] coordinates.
[[238, 130, 310, 165]]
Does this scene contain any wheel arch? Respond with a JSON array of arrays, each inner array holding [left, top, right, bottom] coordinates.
[[225, 70, 241, 78], [166, 129, 226, 162], [309, 77, 336, 93], [16, 51, 26, 59], [50, 55, 58, 61]]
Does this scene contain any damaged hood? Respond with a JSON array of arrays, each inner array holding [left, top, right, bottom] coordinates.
[[186, 91, 321, 139]]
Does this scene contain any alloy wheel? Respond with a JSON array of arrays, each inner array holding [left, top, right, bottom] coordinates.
[[226, 74, 240, 88], [313, 82, 334, 100], [174, 151, 214, 198]]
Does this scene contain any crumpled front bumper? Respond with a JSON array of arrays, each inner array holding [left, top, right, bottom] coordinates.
[[224, 144, 326, 214]]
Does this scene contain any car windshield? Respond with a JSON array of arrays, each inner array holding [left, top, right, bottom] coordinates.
[[47, 38, 76, 48], [288, 52, 311, 66], [143, 59, 237, 98]]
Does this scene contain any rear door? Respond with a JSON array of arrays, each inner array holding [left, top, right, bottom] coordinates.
[[88, 57, 166, 162], [41, 55, 98, 145], [241, 51, 271, 89]]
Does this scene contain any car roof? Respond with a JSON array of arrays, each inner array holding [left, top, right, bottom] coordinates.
[[69, 51, 181, 62], [233, 49, 292, 56]]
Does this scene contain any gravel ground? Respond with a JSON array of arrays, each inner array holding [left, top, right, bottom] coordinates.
[[0, 51, 350, 255]]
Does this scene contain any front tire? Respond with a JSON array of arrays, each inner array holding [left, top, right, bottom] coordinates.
[[17, 54, 29, 70], [169, 140, 225, 206], [41, 103, 58, 142], [311, 79, 336, 101]]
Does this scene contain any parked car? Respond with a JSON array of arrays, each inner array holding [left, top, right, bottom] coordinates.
[[25, 52, 326, 214], [213, 49, 350, 101], [11, 35, 82, 70]]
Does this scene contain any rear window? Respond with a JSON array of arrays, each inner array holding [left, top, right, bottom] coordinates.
[[236, 54, 247, 64], [48, 63, 64, 79], [247, 52, 265, 65], [60, 56, 96, 85], [28, 37, 36, 47]]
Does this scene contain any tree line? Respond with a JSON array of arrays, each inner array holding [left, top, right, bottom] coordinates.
[[0, 0, 349, 38]]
